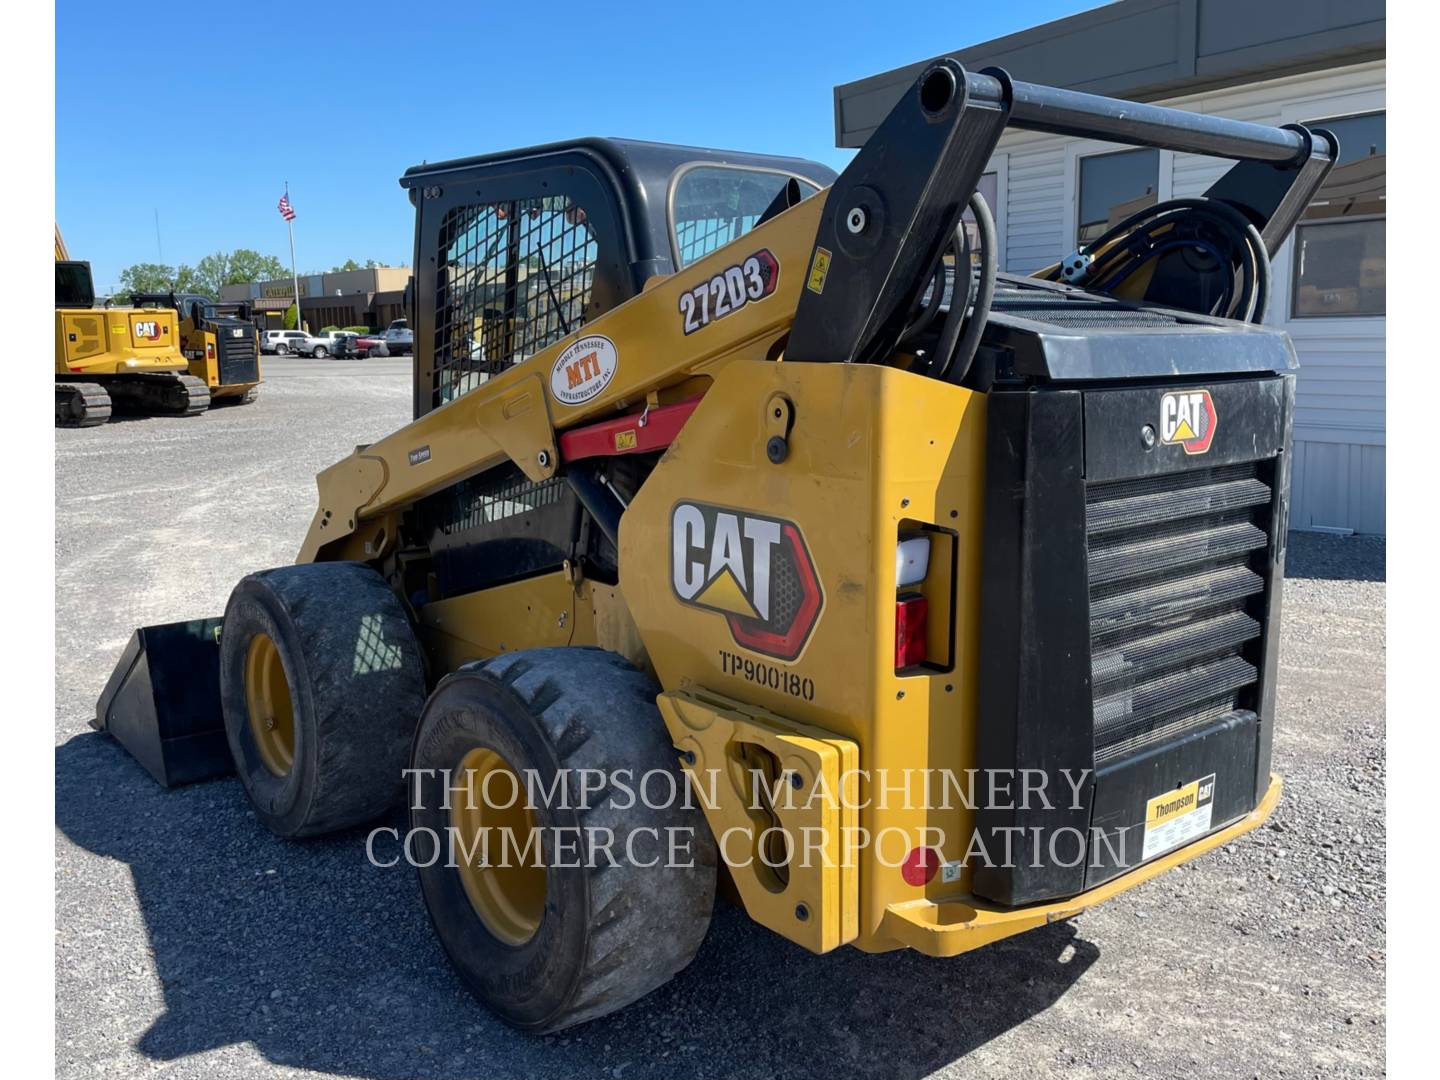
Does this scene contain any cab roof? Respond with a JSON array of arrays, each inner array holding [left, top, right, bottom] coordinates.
[[400, 137, 837, 279]]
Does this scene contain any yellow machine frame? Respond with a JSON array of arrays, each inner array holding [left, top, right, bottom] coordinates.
[[293, 190, 1280, 956], [55, 229, 188, 379], [55, 304, 189, 378]]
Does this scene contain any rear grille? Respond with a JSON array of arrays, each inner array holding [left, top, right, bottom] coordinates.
[[218, 333, 259, 384], [1086, 462, 1273, 764]]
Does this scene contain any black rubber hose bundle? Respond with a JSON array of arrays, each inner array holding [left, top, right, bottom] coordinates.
[[900, 190, 998, 385], [1053, 197, 1270, 324]]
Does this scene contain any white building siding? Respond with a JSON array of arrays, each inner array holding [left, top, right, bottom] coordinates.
[[1003, 144, 1068, 275], [986, 61, 1385, 533]]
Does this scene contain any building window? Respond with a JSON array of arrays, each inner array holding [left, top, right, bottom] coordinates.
[[1077, 148, 1158, 245], [1291, 110, 1385, 318]]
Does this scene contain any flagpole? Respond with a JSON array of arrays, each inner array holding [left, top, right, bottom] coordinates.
[[285, 180, 301, 332]]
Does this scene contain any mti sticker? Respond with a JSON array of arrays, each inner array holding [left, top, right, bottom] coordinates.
[[550, 334, 619, 407]]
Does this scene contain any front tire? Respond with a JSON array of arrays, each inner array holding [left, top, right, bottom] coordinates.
[[314, 346, 328, 358], [219, 562, 427, 837], [411, 648, 716, 1032]]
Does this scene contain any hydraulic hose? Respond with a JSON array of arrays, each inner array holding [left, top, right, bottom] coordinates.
[[1052, 197, 1271, 324], [939, 190, 998, 385], [902, 190, 996, 384], [926, 222, 972, 378]]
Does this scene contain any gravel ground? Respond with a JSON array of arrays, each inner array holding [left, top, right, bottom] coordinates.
[[55, 359, 1385, 1079]]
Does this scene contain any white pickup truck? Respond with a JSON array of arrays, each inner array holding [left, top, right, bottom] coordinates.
[[380, 319, 413, 356], [299, 330, 363, 358]]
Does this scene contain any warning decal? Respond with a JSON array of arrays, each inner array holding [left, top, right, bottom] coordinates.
[[1142, 773, 1216, 860], [806, 247, 832, 295]]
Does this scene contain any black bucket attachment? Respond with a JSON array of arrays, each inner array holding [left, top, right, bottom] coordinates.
[[93, 618, 236, 788]]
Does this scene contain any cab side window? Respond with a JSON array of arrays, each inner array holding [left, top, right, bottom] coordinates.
[[431, 197, 597, 409], [670, 166, 818, 269]]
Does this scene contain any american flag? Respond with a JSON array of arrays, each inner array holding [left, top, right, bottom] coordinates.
[[278, 193, 296, 222]]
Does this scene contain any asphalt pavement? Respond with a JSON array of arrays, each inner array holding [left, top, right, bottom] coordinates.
[[54, 355, 1385, 1079]]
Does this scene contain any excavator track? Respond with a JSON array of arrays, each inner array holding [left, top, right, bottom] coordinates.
[[55, 382, 113, 428], [104, 372, 211, 418]]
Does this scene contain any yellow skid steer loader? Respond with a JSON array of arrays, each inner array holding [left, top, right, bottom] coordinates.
[[96, 61, 1334, 1031], [129, 292, 263, 404]]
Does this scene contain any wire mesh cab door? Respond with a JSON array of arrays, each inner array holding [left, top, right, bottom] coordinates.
[[409, 156, 634, 419]]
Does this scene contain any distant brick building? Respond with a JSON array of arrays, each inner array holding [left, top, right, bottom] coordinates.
[[219, 266, 410, 332]]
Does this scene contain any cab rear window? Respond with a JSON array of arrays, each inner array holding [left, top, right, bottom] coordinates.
[[670, 165, 817, 269]]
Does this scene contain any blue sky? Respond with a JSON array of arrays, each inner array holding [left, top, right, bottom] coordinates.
[[56, 0, 1101, 290]]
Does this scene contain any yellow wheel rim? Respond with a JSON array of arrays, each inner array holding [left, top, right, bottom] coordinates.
[[244, 633, 295, 777], [450, 747, 545, 946]]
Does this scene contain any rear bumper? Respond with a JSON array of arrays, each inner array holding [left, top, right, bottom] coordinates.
[[211, 381, 260, 398], [879, 772, 1281, 957]]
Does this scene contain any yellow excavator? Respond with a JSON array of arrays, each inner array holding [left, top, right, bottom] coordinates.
[[55, 226, 210, 427]]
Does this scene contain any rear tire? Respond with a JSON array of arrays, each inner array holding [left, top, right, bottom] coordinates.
[[276, 345, 289, 355], [219, 562, 426, 837], [314, 346, 328, 358], [411, 647, 716, 1032]]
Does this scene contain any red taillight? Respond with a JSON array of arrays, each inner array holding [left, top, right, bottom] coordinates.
[[206, 342, 215, 360], [901, 845, 938, 886], [895, 594, 928, 669]]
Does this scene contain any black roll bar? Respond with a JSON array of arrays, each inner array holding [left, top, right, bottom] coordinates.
[[787, 60, 1337, 366], [964, 70, 1332, 167]]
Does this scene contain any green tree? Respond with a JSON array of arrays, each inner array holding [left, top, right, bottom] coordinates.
[[228, 249, 287, 284], [116, 262, 178, 298], [189, 249, 288, 295], [173, 264, 202, 293], [320, 259, 384, 273], [115, 250, 286, 302], [282, 302, 300, 330]]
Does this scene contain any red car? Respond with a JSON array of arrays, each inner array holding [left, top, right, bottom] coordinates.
[[353, 333, 390, 358]]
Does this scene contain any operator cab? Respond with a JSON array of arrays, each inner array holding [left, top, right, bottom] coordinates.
[[56, 261, 96, 309], [400, 138, 836, 417]]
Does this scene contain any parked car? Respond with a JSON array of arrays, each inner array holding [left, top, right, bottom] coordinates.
[[381, 318, 413, 356], [262, 329, 311, 355], [300, 330, 355, 358], [326, 332, 362, 358], [354, 333, 389, 358]]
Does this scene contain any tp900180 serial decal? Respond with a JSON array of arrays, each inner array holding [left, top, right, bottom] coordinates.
[[678, 249, 779, 335]]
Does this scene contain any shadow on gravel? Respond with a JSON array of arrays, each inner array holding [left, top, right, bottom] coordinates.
[[57, 730, 1096, 1080], [1284, 530, 1385, 583]]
